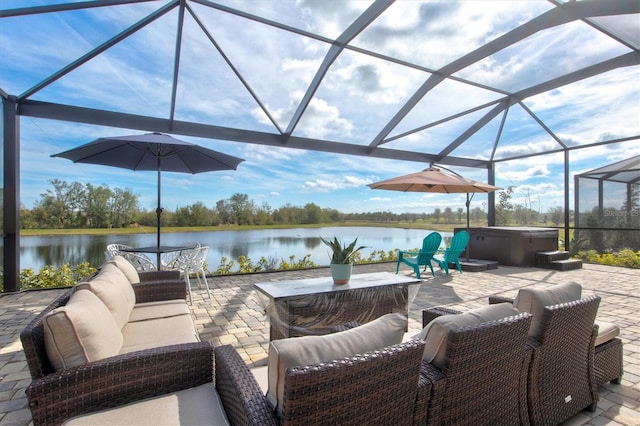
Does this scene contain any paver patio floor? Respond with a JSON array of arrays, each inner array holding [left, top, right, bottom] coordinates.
[[1, 262, 639, 425]]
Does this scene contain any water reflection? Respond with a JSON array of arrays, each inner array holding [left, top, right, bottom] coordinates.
[[13, 227, 451, 272]]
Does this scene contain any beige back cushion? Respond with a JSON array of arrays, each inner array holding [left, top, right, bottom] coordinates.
[[78, 263, 136, 328], [514, 282, 582, 338], [418, 303, 520, 370], [266, 313, 407, 412], [44, 289, 123, 371], [110, 255, 141, 284]]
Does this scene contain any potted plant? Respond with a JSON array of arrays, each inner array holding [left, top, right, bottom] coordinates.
[[320, 236, 366, 285]]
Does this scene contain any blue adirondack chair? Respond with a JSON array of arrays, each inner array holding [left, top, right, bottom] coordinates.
[[396, 232, 442, 278], [433, 230, 470, 275]]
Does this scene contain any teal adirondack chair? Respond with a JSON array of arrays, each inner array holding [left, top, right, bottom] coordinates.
[[433, 230, 470, 275], [396, 232, 442, 278]]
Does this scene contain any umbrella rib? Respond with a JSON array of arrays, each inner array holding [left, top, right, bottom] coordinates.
[[64, 143, 127, 164]]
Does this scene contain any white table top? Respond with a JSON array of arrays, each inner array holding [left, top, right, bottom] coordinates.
[[254, 271, 421, 299]]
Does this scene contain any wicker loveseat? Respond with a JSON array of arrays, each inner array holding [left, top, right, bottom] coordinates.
[[20, 256, 206, 425]]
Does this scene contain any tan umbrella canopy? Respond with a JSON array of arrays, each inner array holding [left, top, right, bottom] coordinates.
[[368, 166, 501, 261], [367, 167, 499, 194]]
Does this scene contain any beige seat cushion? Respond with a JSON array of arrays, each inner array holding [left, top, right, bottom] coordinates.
[[513, 282, 582, 338], [128, 300, 191, 323], [44, 289, 123, 371], [417, 303, 521, 370], [63, 383, 229, 426], [595, 321, 620, 347], [78, 263, 136, 328], [110, 255, 141, 284], [120, 315, 200, 353], [266, 312, 407, 412]]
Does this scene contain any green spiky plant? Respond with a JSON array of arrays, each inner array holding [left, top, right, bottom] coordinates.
[[320, 236, 367, 264]]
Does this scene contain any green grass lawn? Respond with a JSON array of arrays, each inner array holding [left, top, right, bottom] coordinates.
[[20, 221, 462, 236]]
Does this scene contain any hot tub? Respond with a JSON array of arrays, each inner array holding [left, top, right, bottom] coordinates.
[[456, 227, 559, 267]]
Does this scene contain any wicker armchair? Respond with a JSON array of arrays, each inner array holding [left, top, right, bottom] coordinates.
[[216, 339, 427, 426], [417, 310, 533, 425], [423, 293, 602, 425], [524, 295, 600, 425], [489, 294, 623, 388]]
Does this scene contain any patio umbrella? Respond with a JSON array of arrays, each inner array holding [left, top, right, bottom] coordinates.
[[52, 132, 244, 260], [367, 166, 500, 260]]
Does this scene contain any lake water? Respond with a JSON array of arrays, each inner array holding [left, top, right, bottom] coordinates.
[[16, 227, 452, 272]]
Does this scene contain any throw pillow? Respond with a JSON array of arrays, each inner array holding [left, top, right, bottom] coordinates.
[[513, 282, 582, 338], [78, 262, 136, 328], [266, 312, 407, 412], [110, 255, 141, 284], [44, 289, 123, 371], [418, 302, 520, 369]]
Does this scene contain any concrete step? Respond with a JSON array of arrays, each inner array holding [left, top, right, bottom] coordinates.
[[547, 259, 583, 271], [535, 250, 570, 268]]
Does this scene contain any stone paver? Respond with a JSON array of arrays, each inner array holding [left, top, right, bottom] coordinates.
[[1, 262, 639, 425]]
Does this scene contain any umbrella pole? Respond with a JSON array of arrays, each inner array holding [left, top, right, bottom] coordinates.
[[156, 157, 162, 268], [465, 193, 471, 261]]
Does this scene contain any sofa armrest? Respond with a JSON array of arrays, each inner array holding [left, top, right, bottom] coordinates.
[[412, 361, 436, 425], [418, 361, 447, 424], [132, 277, 187, 303], [26, 342, 213, 426], [214, 345, 278, 426], [489, 295, 515, 305], [422, 306, 463, 327]]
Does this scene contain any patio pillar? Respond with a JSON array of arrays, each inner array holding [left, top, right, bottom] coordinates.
[[487, 163, 496, 226], [2, 95, 20, 293], [564, 150, 570, 252]]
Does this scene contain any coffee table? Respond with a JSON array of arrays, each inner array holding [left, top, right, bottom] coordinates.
[[254, 272, 421, 340]]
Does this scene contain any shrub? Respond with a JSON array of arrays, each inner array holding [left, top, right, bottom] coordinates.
[[576, 249, 640, 269], [18, 262, 97, 290]]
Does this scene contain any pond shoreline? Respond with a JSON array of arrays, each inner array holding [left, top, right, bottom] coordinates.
[[19, 221, 460, 236]]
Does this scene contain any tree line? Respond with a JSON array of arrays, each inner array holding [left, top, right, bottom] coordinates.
[[19, 180, 570, 230]]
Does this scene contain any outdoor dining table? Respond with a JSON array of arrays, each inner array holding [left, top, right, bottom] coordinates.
[[120, 245, 194, 270]]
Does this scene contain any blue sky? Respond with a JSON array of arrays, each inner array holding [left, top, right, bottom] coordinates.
[[2, 1, 639, 215]]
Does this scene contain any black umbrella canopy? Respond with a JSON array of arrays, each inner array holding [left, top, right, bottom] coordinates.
[[52, 132, 244, 173], [52, 132, 245, 263]]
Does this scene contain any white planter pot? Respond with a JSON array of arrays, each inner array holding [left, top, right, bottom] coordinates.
[[330, 263, 353, 285]]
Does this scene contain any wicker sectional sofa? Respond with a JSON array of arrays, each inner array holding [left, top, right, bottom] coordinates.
[[22, 257, 430, 425], [20, 256, 215, 425]]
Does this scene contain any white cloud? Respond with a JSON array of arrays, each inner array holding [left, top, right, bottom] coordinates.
[[342, 175, 369, 187], [302, 179, 340, 192], [242, 144, 296, 162]]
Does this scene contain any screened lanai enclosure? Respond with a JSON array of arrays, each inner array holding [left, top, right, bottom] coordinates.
[[1, 0, 639, 291], [575, 155, 640, 252]]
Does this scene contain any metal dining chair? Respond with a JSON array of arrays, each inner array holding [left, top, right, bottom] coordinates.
[[163, 246, 211, 304], [105, 244, 157, 272], [119, 252, 158, 272], [188, 246, 211, 298], [105, 243, 132, 261], [159, 242, 200, 270]]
